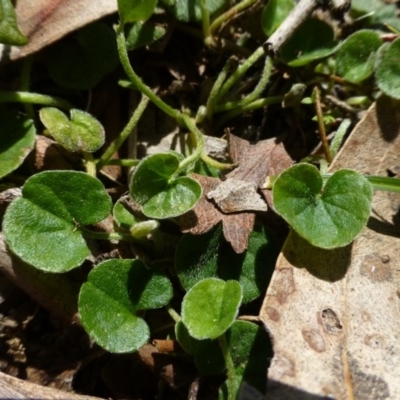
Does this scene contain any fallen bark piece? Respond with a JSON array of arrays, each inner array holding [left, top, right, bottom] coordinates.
[[260, 96, 400, 399]]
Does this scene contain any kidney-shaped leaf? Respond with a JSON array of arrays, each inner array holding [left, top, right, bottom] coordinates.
[[2, 171, 112, 272], [376, 37, 400, 99], [280, 18, 337, 67], [79, 259, 173, 353], [336, 30, 382, 84], [40, 107, 105, 153], [182, 278, 242, 340], [130, 152, 202, 219], [273, 164, 373, 249], [0, 106, 36, 179]]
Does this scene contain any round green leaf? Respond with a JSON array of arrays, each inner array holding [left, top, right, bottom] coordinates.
[[162, 0, 228, 22], [336, 30, 382, 84], [280, 18, 337, 67], [181, 278, 242, 340], [376, 38, 400, 99], [0, 107, 35, 179], [176, 225, 278, 303], [0, 0, 28, 45], [261, 0, 294, 37], [273, 164, 373, 249], [39, 108, 105, 153], [130, 152, 202, 219], [118, 0, 157, 24], [46, 22, 119, 90], [79, 259, 173, 353], [125, 22, 166, 51], [2, 171, 112, 272]]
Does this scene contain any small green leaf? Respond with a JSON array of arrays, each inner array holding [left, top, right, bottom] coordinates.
[[118, 0, 157, 24], [0, 107, 35, 179], [176, 224, 278, 303], [0, 0, 28, 45], [46, 22, 119, 90], [273, 164, 373, 249], [3, 171, 112, 272], [79, 259, 173, 353], [261, 0, 294, 37], [336, 30, 382, 84], [350, 0, 385, 18], [175, 321, 197, 355], [376, 38, 400, 99], [113, 199, 139, 230], [162, 0, 228, 22], [130, 152, 202, 219], [39, 108, 104, 153], [126, 22, 166, 50], [181, 278, 242, 340], [280, 19, 337, 67]]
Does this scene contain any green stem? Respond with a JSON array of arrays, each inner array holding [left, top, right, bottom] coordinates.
[[20, 56, 35, 120], [199, 0, 211, 40], [80, 226, 138, 242], [322, 175, 400, 193], [215, 56, 272, 113], [209, 0, 259, 38], [216, 46, 264, 102], [219, 334, 236, 400], [116, 25, 181, 121], [206, 57, 237, 120], [216, 95, 283, 128], [200, 152, 235, 170], [165, 304, 181, 323], [313, 86, 332, 163], [83, 152, 96, 177], [100, 159, 139, 167], [0, 91, 73, 110], [97, 95, 150, 169]]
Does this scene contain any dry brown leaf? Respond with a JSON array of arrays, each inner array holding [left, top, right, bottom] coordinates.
[[0, 0, 117, 62], [260, 96, 400, 399]]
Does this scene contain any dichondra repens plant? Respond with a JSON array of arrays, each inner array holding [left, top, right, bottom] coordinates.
[[2, 0, 400, 398]]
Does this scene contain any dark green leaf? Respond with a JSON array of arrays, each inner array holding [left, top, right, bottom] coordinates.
[[3, 171, 112, 272], [175, 321, 197, 355], [336, 30, 382, 83], [126, 22, 166, 51], [46, 22, 119, 90], [176, 224, 279, 303], [376, 38, 400, 99], [181, 278, 242, 339], [273, 164, 373, 249], [0, 107, 35, 179], [280, 18, 337, 67], [0, 0, 28, 45], [79, 259, 173, 353], [113, 199, 139, 230], [39, 108, 104, 153], [130, 152, 202, 219], [162, 0, 228, 22], [194, 338, 225, 376], [261, 0, 294, 37], [118, 0, 157, 24]]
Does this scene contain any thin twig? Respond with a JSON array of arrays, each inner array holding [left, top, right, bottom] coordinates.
[[313, 86, 332, 163]]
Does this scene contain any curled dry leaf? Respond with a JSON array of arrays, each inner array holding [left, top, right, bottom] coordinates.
[[179, 133, 292, 253], [0, 0, 118, 62], [260, 96, 400, 399]]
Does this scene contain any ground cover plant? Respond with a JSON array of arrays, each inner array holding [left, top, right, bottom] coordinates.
[[1, 0, 400, 398]]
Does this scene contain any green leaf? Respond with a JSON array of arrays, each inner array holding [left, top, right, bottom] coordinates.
[[376, 38, 400, 99], [126, 22, 166, 51], [130, 152, 202, 219], [0, 0, 28, 45], [0, 106, 35, 179], [79, 259, 173, 353], [350, 0, 385, 17], [162, 0, 228, 22], [280, 18, 337, 67], [219, 321, 271, 398], [336, 30, 382, 84], [175, 321, 197, 355], [113, 199, 139, 230], [194, 338, 226, 376], [46, 22, 119, 90], [273, 164, 373, 249], [176, 224, 278, 303], [118, 0, 158, 24], [181, 278, 242, 340], [261, 0, 294, 37], [39, 108, 104, 153], [2, 171, 112, 272]]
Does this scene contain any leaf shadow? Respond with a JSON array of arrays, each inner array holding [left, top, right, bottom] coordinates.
[[282, 230, 352, 282], [376, 95, 400, 142]]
